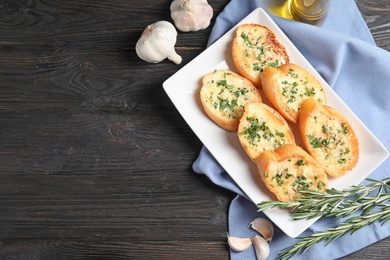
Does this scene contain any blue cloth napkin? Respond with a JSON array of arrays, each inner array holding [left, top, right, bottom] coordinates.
[[193, 0, 390, 259]]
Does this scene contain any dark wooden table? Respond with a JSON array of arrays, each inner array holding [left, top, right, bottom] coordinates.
[[0, 0, 389, 259]]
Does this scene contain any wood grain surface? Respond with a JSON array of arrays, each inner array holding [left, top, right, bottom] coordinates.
[[0, 0, 389, 259]]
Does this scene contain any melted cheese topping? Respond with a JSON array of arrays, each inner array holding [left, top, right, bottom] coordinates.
[[240, 111, 290, 153], [306, 112, 354, 168], [265, 158, 326, 201], [203, 71, 259, 120], [277, 68, 325, 114], [239, 28, 288, 76]]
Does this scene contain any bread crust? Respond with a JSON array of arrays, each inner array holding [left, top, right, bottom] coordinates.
[[299, 98, 359, 177], [200, 69, 262, 132], [237, 102, 295, 162], [261, 63, 326, 124], [232, 23, 289, 89], [257, 144, 328, 202]]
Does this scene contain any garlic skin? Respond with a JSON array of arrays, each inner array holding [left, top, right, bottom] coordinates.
[[170, 0, 213, 32], [248, 217, 274, 242], [251, 235, 270, 260], [136, 21, 182, 64], [227, 233, 252, 252]]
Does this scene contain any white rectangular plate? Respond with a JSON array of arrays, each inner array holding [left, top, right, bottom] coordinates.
[[163, 8, 389, 238]]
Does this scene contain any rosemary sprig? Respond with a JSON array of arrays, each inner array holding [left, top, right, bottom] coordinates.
[[256, 177, 390, 259], [257, 177, 390, 219], [279, 204, 390, 260]]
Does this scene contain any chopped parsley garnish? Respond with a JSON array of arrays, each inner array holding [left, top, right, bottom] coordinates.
[[293, 176, 313, 191], [217, 97, 237, 112], [307, 135, 323, 148], [341, 123, 349, 134], [253, 63, 262, 71], [275, 130, 285, 138], [240, 117, 264, 144], [241, 32, 260, 46], [268, 59, 280, 67], [338, 158, 347, 164], [317, 181, 325, 190], [296, 160, 305, 166], [239, 117, 268, 145]]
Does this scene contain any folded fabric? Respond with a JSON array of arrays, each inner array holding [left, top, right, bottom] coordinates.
[[193, 0, 390, 259]]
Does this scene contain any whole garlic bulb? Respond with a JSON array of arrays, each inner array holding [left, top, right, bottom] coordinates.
[[170, 0, 213, 32], [136, 21, 182, 64]]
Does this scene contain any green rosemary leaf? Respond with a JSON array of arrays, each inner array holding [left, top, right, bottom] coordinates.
[[256, 200, 298, 212], [278, 204, 390, 259], [256, 177, 390, 259], [257, 177, 390, 219]]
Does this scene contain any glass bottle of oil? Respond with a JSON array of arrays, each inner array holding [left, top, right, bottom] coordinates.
[[286, 0, 332, 26]]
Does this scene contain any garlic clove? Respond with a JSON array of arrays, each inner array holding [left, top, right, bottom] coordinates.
[[170, 0, 213, 32], [135, 21, 182, 64], [248, 217, 274, 242], [251, 235, 270, 260], [227, 233, 252, 252]]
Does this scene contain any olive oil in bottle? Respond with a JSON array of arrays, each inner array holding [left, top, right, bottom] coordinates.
[[286, 0, 332, 26]]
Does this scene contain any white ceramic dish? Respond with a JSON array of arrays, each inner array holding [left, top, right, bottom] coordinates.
[[163, 8, 389, 238]]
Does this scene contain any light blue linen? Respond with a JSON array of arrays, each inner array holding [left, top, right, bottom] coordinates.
[[193, 0, 390, 259]]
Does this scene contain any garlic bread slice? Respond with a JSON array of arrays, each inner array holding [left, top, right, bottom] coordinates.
[[238, 102, 295, 162], [261, 63, 326, 124], [299, 98, 359, 177], [257, 144, 328, 202], [232, 23, 289, 89], [200, 69, 262, 132]]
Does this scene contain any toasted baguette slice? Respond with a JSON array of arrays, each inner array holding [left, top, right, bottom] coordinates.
[[299, 98, 359, 177], [200, 70, 262, 132], [232, 23, 289, 89], [261, 63, 327, 124], [257, 144, 328, 202], [237, 102, 295, 162]]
